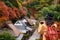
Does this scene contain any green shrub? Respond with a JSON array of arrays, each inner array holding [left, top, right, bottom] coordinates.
[[35, 38, 40, 40], [39, 5, 60, 22], [55, 4, 60, 12], [0, 31, 16, 40]]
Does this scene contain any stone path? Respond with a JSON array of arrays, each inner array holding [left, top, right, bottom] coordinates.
[[16, 29, 40, 40], [16, 34, 24, 40], [28, 29, 40, 40]]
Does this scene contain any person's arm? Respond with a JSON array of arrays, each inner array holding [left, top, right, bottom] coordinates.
[[38, 23, 43, 34]]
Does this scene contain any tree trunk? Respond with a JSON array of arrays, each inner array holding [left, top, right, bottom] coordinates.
[[53, 0, 59, 5]]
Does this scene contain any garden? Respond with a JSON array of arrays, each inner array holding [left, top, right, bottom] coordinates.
[[0, 0, 60, 40]]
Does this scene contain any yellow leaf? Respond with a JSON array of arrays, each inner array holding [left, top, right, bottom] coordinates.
[[16, 0, 22, 8]]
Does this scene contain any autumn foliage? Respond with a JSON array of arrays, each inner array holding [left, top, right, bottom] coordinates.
[[0, 1, 23, 25], [0, 1, 9, 20], [0, 1, 21, 21], [13, 7, 21, 18]]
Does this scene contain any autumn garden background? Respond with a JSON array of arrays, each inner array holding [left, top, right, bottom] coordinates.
[[0, 0, 60, 40]]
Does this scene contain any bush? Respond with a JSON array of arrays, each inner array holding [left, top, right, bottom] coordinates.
[[35, 38, 40, 40], [39, 5, 60, 22], [0, 31, 16, 40], [55, 4, 60, 12]]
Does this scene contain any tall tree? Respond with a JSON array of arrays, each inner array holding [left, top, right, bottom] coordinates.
[[53, 0, 59, 5]]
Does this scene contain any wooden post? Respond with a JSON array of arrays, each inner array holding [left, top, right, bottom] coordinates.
[[5, 21, 20, 37], [25, 17, 34, 26]]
